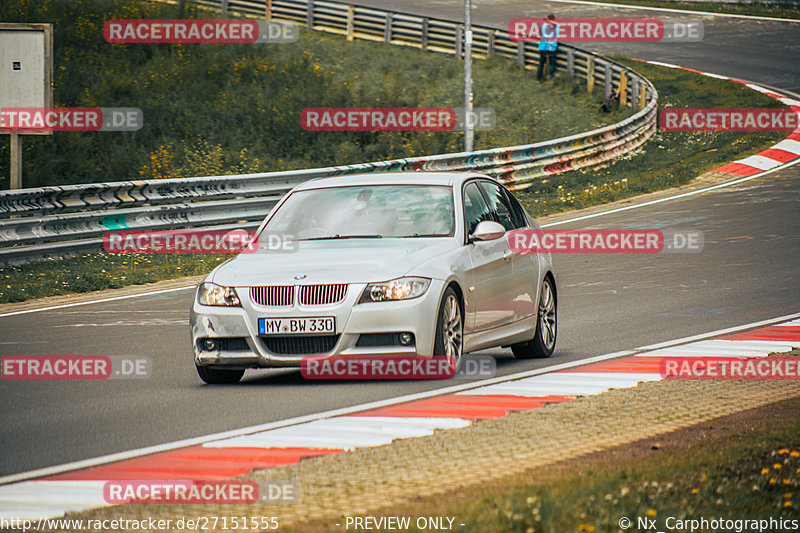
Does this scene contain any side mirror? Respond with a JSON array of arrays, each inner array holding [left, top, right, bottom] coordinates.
[[470, 220, 506, 242]]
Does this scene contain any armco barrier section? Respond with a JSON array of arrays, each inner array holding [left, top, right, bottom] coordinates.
[[0, 0, 657, 263]]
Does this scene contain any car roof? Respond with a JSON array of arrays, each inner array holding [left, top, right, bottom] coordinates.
[[293, 171, 495, 191]]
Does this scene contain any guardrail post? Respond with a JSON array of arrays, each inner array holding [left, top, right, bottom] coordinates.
[[265, 0, 272, 21], [456, 26, 463, 58], [587, 57, 594, 93], [640, 85, 648, 110], [221, 0, 229, 15], [307, 0, 314, 30], [346, 6, 355, 41], [604, 64, 613, 100], [566, 48, 574, 77], [630, 77, 639, 109], [384, 13, 392, 43], [516, 42, 525, 69], [421, 18, 428, 51], [487, 29, 494, 57], [619, 72, 628, 107], [10, 134, 22, 190]]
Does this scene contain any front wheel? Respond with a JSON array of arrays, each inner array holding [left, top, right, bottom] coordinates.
[[511, 276, 557, 359], [433, 287, 463, 374], [196, 365, 245, 384]]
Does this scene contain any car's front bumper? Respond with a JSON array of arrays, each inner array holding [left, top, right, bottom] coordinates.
[[190, 280, 445, 369]]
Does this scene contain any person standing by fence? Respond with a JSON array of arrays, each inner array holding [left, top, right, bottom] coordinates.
[[537, 14, 559, 82]]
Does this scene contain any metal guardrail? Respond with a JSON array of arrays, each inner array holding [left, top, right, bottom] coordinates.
[[0, 0, 657, 263]]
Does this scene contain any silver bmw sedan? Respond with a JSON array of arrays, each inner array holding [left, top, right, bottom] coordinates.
[[190, 172, 557, 384]]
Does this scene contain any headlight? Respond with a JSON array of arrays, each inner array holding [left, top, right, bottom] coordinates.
[[198, 283, 241, 307], [358, 277, 431, 303]]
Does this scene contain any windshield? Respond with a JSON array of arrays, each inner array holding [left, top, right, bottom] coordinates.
[[260, 184, 455, 241]]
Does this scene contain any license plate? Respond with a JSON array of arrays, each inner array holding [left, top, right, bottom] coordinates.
[[258, 317, 335, 335]]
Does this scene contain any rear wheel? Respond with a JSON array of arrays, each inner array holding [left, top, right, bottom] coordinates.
[[433, 287, 463, 374], [511, 276, 556, 359], [196, 365, 245, 384]]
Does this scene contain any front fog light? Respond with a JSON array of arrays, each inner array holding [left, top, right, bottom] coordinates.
[[359, 277, 431, 303], [201, 338, 217, 351], [399, 332, 414, 345]]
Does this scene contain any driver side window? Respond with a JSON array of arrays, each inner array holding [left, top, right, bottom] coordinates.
[[463, 182, 493, 237], [478, 180, 524, 231]]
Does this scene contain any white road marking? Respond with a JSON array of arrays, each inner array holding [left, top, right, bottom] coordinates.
[[771, 139, 800, 156], [457, 381, 608, 396], [645, 341, 792, 357], [0, 286, 195, 318], [205, 417, 470, 450], [735, 155, 785, 171], [550, 371, 662, 384], [745, 84, 773, 94], [0, 481, 108, 520], [635, 313, 800, 350]]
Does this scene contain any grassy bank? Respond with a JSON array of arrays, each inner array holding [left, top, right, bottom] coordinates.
[[0, 0, 629, 189], [562, 0, 800, 19]]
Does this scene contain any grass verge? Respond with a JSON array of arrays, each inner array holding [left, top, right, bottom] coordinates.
[[0, 254, 228, 302], [286, 396, 800, 533], [560, 0, 800, 19]]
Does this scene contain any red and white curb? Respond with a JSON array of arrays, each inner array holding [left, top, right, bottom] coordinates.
[[1, 317, 798, 520], [631, 58, 800, 176]]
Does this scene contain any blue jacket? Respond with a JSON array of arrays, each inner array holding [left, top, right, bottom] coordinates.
[[538, 22, 559, 51]]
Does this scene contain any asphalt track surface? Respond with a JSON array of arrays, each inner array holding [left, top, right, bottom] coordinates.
[[0, 1, 798, 479]]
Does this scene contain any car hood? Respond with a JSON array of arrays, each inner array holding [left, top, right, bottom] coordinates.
[[209, 238, 459, 286]]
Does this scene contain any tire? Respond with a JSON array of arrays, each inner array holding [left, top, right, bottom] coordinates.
[[433, 286, 463, 374], [511, 276, 557, 359], [196, 365, 245, 384]]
